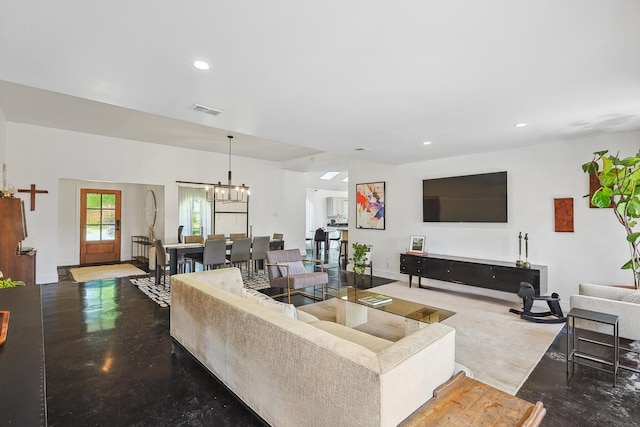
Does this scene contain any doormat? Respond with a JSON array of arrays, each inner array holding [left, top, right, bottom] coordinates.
[[70, 263, 146, 282]]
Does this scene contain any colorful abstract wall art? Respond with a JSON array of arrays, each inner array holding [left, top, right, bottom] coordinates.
[[356, 182, 385, 230]]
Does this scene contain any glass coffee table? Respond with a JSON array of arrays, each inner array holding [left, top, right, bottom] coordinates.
[[331, 288, 455, 336]]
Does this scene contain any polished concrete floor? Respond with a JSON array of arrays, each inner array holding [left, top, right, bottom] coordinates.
[[45, 252, 640, 426]]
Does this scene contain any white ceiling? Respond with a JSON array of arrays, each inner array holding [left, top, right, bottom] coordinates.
[[1, 0, 639, 191]]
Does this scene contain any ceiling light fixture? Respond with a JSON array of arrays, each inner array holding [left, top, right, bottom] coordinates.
[[422, 141, 432, 145], [320, 172, 340, 180], [515, 123, 528, 128], [206, 135, 249, 203], [193, 60, 210, 70]]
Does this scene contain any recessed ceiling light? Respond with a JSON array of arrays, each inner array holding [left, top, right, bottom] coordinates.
[[514, 123, 528, 128], [193, 60, 210, 70], [422, 141, 432, 145], [320, 172, 340, 180]]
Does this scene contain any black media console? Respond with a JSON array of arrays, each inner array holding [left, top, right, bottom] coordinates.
[[399, 253, 548, 296]]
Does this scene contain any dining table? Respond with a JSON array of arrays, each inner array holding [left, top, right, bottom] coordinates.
[[160, 239, 285, 280]]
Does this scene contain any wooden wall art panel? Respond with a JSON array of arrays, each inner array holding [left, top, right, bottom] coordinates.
[[554, 198, 574, 232]]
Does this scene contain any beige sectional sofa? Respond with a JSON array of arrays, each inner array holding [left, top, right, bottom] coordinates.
[[170, 268, 456, 427]]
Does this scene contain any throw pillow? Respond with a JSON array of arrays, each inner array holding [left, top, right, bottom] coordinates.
[[241, 288, 299, 320], [621, 292, 640, 304], [277, 261, 308, 277]]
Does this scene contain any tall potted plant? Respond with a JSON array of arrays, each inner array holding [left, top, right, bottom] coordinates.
[[582, 149, 640, 289]]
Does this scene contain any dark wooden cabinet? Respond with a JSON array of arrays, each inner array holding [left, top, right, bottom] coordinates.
[[400, 253, 548, 296], [0, 197, 36, 284], [0, 285, 47, 426]]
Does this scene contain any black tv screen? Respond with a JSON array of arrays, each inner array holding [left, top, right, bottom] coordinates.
[[422, 171, 507, 222]]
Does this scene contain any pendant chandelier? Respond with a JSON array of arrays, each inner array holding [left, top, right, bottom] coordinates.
[[206, 135, 250, 203]]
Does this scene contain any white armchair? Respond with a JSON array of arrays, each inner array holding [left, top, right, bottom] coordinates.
[[569, 283, 640, 340]]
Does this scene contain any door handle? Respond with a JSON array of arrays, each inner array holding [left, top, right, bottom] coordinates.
[[116, 219, 121, 231]]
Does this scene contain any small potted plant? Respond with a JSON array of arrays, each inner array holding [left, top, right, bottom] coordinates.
[[350, 242, 372, 276], [0, 271, 26, 289]]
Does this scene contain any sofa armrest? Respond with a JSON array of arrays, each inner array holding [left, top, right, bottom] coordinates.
[[377, 322, 456, 426]]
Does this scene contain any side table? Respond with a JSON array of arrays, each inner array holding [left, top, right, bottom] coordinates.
[[566, 308, 619, 387]]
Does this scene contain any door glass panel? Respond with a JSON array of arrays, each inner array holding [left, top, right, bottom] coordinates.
[[103, 210, 116, 224], [102, 194, 116, 208], [87, 210, 101, 225], [85, 193, 116, 241], [102, 225, 116, 240], [86, 225, 101, 241], [87, 193, 101, 208]]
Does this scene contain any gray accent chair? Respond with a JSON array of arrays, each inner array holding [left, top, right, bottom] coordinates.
[[266, 249, 328, 303]]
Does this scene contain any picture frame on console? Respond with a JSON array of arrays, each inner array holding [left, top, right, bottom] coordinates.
[[355, 181, 385, 230], [408, 235, 426, 255]]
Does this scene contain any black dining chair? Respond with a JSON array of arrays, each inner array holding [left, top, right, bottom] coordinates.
[[178, 225, 184, 243], [314, 228, 328, 260]]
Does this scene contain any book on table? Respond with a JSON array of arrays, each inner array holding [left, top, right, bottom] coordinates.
[[358, 294, 393, 306]]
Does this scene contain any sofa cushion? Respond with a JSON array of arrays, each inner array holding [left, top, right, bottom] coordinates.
[[277, 261, 308, 276], [309, 320, 393, 353], [621, 292, 640, 304], [296, 309, 320, 323], [241, 288, 299, 320], [177, 268, 244, 295]]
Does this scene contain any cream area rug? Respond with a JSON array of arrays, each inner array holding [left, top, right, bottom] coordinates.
[[70, 264, 147, 282], [300, 281, 564, 395]]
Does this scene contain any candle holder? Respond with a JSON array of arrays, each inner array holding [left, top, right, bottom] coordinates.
[[516, 232, 523, 267], [523, 233, 530, 268]]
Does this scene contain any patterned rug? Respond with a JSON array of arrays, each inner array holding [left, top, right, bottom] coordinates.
[[130, 271, 271, 307]]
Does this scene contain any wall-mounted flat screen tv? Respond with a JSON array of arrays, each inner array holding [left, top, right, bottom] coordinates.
[[422, 171, 507, 222]]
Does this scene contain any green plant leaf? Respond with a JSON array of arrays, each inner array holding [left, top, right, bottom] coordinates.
[[594, 150, 609, 156], [599, 169, 617, 187], [582, 161, 599, 174], [602, 155, 614, 174], [627, 199, 640, 217], [591, 188, 612, 208], [620, 156, 640, 167], [627, 232, 640, 243], [621, 258, 640, 270]]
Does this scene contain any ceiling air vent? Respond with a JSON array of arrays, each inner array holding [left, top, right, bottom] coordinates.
[[190, 104, 224, 116]]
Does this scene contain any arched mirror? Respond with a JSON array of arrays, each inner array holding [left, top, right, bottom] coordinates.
[[144, 190, 157, 228]]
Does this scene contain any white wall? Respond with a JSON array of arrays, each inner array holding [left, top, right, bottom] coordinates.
[[0, 105, 6, 183], [6, 123, 307, 283], [348, 130, 640, 302]]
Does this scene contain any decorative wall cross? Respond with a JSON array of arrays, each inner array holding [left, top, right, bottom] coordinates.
[[17, 184, 49, 211]]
